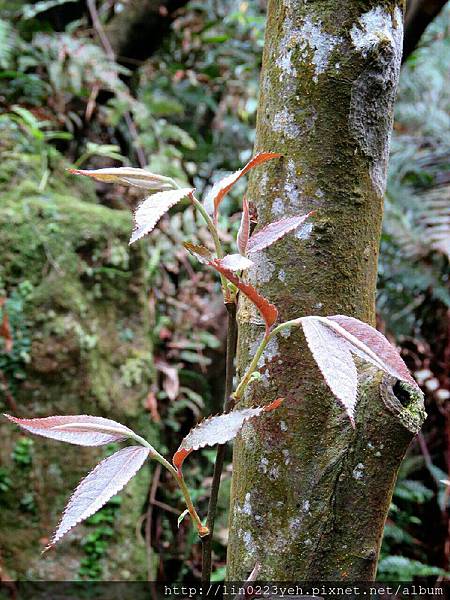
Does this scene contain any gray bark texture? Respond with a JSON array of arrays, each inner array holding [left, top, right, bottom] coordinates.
[[226, 0, 426, 581]]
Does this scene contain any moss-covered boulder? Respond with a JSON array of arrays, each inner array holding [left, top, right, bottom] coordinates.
[[0, 121, 157, 579]]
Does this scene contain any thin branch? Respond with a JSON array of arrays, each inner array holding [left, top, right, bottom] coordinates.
[[0, 370, 17, 413], [201, 302, 238, 582], [86, 0, 146, 167], [124, 112, 147, 168], [151, 499, 180, 516], [145, 463, 161, 581], [87, 0, 114, 59]]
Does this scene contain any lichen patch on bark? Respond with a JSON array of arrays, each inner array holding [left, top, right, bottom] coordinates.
[[248, 251, 276, 285], [349, 6, 403, 196], [272, 108, 302, 140], [350, 6, 403, 58], [276, 2, 343, 85], [295, 221, 314, 240]]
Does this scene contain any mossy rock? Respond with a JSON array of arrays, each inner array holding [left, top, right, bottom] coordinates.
[[0, 163, 157, 579]]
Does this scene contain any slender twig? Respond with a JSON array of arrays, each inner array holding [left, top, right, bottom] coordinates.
[[201, 302, 238, 582], [246, 561, 261, 581], [417, 432, 433, 470], [130, 432, 207, 536], [0, 369, 17, 413], [233, 331, 269, 402], [86, 0, 146, 167], [176, 471, 209, 536], [86, 0, 114, 59], [233, 319, 299, 402], [151, 499, 180, 516], [145, 463, 161, 581], [189, 194, 223, 259], [189, 193, 230, 299], [124, 112, 147, 168]]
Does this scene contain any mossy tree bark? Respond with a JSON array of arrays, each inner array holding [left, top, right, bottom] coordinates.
[[227, 0, 426, 581]]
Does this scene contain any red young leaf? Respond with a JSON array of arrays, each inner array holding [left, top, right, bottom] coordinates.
[[246, 212, 315, 254], [130, 188, 193, 244], [218, 254, 254, 271], [183, 242, 214, 264], [209, 260, 278, 332], [325, 315, 419, 389], [301, 317, 358, 424], [237, 197, 250, 255], [68, 167, 175, 191], [206, 152, 281, 222], [173, 399, 283, 471], [0, 298, 13, 353], [46, 446, 149, 549], [4, 414, 137, 446]]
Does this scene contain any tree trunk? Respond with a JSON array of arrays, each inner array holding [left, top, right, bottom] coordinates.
[[227, 0, 426, 581]]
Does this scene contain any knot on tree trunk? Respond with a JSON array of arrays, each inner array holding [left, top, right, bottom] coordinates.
[[380, 374, 426, 434]]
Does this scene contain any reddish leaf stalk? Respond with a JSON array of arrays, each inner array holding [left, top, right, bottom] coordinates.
[[176, 471, 209, 537], [142, 445, 207, 537], [201, 301, 238, 582]]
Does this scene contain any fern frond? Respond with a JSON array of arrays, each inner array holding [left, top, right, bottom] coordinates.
[[419, 186, 450, 258], [0, 18, 16, 69]]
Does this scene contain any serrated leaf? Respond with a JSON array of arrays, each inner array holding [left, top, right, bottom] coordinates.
[[247, 212, 315, 254], [130, 188, 194, 244], [183, 242, 214, 264], [237, 197, 250, 255], [46, 446, 149, 549], [208, 260, 278, 333], [4, 414, 137, 446], [68, 167, 175, 191], [206, 152, 281, 222], [325, 315, 419, 389], [218, 254, 254, 271], [299, 314, 420, 423], [301, 317, 358, 424], [177, 508, 189, 528], [173, 399, 282, 471]]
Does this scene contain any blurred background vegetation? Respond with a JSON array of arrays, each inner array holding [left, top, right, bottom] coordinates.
[[0, 0, 448, 582]]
